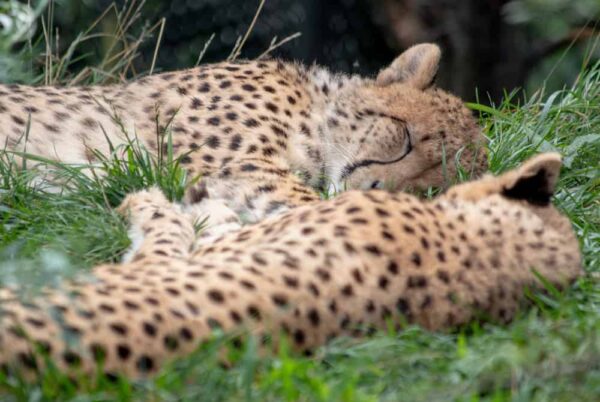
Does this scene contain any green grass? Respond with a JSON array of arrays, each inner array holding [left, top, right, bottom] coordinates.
[[0, 66, 598, 401], [0, 4, 599, 400]]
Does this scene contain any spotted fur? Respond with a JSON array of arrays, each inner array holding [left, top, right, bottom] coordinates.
[[0, 44, 486, 235], [0, 153, 581, 379]]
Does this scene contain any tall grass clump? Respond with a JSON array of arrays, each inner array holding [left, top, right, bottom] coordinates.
[[0, 0, 190, 276], [0, 129, 192, 274]]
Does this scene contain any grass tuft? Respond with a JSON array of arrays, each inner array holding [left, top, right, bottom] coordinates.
[[0, 121, 194, 279]]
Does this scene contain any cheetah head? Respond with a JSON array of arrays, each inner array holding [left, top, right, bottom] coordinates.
[[325, 43, 487, 194]]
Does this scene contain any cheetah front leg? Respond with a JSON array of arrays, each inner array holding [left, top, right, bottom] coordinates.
[[180, 158, 321, 243], [117, 187, 197, 262], [186, 158, 321, 225], [182, 175, 319, 246], [185, 198, 243, 247]]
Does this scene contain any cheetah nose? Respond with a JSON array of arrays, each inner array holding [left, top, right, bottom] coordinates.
[[370, 180, 384, 189]]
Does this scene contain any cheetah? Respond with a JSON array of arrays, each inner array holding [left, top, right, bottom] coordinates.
[[0, 153, 582, 379], [0, 44, 486, 233]]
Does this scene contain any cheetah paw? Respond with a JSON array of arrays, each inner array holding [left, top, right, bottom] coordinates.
[[116, 187, 173, 220], [185, 198, 243, 246]]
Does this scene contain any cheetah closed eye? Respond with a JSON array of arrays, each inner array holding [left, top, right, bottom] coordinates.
[[0, 153, 582, 379], [0, 43, 486, 228]]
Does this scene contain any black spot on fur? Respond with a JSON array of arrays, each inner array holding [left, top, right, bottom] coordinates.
[[117, 344, 132, 360], [208, 289, 225, 303], [241, 163, 258, 172], [207, 116, 220, 126], [143, 322, 157, 337], [136, 355, 155, 373], [191, 97, 203, 109], [242, 84, 256, 92], [164, 335, 179, 351], [244, 118, 260, 128], [206, 135, 220, 149]]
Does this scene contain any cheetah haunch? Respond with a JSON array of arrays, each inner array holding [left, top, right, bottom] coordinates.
[[0, 44, 486, 224], [0, 153, 582, 379]]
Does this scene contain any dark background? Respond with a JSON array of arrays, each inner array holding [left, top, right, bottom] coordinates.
[[3, 0, 600, 102]]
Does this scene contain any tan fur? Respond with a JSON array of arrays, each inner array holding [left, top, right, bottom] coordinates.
[[0, 44, 486, 228], [0, 153, 581, 379], [376, 43, 441, 89]]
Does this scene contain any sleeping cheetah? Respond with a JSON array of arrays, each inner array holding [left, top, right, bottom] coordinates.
[[0, 153, 582, 379], [0, 44, 486, 232]]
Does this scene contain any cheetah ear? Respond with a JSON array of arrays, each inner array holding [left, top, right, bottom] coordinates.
[[376, 43, 441, 89], [501, 153, 562, 206]]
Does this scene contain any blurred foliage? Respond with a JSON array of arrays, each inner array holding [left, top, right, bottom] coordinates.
[[503, 0, 600, 93], [0, 0, 598, 96], [134, 0, 391, 73], [504, 0, 600, 40], [0, 0, 46, 82], [526, 44, 599, 94], [0, 0, 43, 47], [3, 0, 395, 78]]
